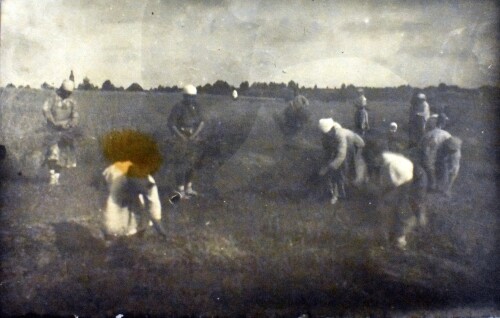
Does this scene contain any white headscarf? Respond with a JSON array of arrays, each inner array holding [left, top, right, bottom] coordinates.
[[319, 118, 341, 133]]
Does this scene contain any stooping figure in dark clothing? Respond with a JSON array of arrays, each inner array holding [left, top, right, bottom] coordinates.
[[167, 84, 206, 199], [275, 92, 311, 144], [318, 118, 365, 205]]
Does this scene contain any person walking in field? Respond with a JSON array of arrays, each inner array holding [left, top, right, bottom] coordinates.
[[353, 88, 369, 136], [42, 79, 80, 185], [167, 84, 206, 199], [408, 92, 430, 147], [318, 118, 365, 205]]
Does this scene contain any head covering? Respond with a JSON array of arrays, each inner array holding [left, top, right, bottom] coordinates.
[[61, 79, 74, 92], [389, 122, 398, 132], [355, 95, 367, 107], [319, 118, 341, 133], [183, 84, 197, 96], [357, 88, 364, 94], [417, 93, 426, 100]]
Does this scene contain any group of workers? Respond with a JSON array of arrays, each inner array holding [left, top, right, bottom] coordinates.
[[277, 87, 462, 249], [41, 79, 462, 248]]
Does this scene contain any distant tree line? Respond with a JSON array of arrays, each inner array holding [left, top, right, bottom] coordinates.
[[2, 77, 497, 103]]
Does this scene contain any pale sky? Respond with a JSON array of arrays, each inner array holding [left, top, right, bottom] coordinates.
[[1, 0, 498, 89]]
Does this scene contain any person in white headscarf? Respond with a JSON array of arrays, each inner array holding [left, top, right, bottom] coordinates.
[[167, 84, 206, 199], [318, 118, 365, 204], [375, 151, 428, 250], [42, 79, 80, 185]]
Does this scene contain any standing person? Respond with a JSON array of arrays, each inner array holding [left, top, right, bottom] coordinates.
[[42, 79, 80, 185], [354, 88, 367, 108], [408, 92, 430, 147], [69, 70, 75, 83], [167, 84, 206, 199], [354, 93, 369, 137], [318, 118, 365, 205]]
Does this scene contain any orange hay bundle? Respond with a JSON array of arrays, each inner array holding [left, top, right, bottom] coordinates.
[[101, 129, 163, 177]]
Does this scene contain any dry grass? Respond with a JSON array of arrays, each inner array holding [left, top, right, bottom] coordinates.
[[0, 87, 498, 316]]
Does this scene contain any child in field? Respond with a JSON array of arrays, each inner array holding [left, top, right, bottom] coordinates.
[[387, 122, 405, 152]]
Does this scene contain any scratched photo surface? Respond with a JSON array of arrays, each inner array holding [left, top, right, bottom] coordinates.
[[0, 1, 499, 317]]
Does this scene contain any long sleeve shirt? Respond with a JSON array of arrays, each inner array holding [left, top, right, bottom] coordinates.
[[322, 128, 364, 170], [42, 92, 79, 130], [167, 100, 205, 139]]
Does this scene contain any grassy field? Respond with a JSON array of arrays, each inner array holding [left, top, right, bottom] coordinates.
[[0, 87, 498, 317]]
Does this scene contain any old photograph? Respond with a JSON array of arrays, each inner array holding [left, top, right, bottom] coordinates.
[[0, 0, 498, 316]]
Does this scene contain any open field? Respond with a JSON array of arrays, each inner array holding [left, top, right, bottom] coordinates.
[[0, 87, 498, 317]]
